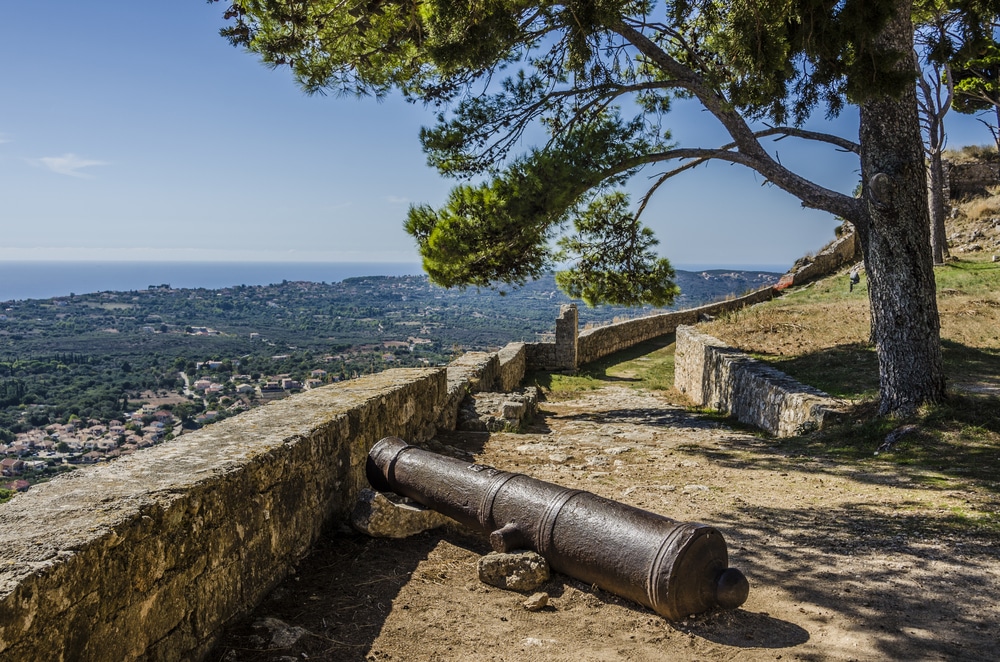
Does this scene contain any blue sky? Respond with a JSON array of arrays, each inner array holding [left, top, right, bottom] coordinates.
[[0, 2, 993, 271]]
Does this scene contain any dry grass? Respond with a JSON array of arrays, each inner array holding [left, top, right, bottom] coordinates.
[[944, 144, 999, 164], [960, 194, 1000, 221], [703, 295, 870, 358]]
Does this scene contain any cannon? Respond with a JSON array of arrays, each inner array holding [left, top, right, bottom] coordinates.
[[367, 436, 749, 620]]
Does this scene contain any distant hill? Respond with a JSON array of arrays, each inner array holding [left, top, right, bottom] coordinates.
[[0, 266, 779, 443], [452, 268, 782, 326], [670, 269, 782, 310]]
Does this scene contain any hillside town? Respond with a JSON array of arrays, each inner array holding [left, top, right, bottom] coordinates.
[[0, 356, 350, 492]]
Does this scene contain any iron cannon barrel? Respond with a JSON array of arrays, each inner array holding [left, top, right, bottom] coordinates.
[[367, 436, 749, 620]]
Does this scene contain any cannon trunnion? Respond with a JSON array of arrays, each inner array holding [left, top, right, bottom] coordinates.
[[367, 436, 749, 620]]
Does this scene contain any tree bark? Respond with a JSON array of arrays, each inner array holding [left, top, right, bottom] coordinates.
[[857, 0, 946, 416], [928, 151, 950, 265], [916, 58, 952, 266]]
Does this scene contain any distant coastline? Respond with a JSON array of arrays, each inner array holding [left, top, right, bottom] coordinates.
[[0, 261, 425, 302], [0, 260, 787, 303]]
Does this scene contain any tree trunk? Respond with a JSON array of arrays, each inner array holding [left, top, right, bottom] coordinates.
[[928, 150, 949, 265], [857, 0, 946, 417]]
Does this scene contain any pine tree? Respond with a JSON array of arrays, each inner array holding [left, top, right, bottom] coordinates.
[[214, 0, 953, 416]]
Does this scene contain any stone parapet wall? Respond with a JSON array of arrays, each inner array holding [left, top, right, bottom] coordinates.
[[776, 232, 859, 290], [524, 341, 557, 371], [947, 159, 999, 199], [0, 368, 446, 662], [576, 287, 776, 367], [554, 304, 579, 370], [496, 342, 527, 392], [673, 326, 843, 437], [436, 352, 502, 430]]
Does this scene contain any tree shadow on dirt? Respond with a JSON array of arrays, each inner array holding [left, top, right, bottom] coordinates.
[[705, 500, 998, 662], [546, 406, 726, 432]]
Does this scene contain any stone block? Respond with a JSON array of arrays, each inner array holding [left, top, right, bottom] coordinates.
[[478, 551, 550, 592], [0, 368, 447, 661], [351, 488, 452, 538]]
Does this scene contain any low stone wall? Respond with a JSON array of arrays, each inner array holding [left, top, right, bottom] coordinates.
[[524, 340, 557, 371], [496, 342, 527, 392], [948, 159, 999, 199], [522, 304, 579, 372], [0, 368, 446, 662], [436, 351, 502, 430], [673, 326, 843, 437], [576, 288, 776, 367], [775, 231, 859, 290]]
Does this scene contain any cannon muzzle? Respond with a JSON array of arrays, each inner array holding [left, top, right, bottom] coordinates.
[[367, 436, 748, 620]]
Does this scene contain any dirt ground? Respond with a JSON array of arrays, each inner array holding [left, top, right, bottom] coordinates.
[[213, 384, 1000, 662]]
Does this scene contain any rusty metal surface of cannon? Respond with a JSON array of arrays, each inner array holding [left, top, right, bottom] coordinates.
[[367, 436, 749, 620]]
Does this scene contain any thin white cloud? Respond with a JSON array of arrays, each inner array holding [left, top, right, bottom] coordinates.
[[387, 195, 409, 204], [0, 133, 10, 144], [35, 153, 108, 178]]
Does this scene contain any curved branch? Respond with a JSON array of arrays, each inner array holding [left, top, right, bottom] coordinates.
[[623, 147, 862, 221], [755, 127, 860, 153], [609, 20, 863, 224]]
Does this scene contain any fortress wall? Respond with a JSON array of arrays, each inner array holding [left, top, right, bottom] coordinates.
[[673, 326, 843, 437], [435, 351, 502, 431], [776, 232, 859, 290], [575, 287, 776, 367], [524, 341, 557, 371], [0, 368, 446, 662], [496, 342, 527, 392]]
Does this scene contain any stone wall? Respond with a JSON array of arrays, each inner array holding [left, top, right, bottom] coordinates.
[[775, 231, 859, 290], [575, 287, 776, 367], [522, 305, 579, 373], [496, 342, 527, 392], [947, 159, 1000, 199], [673, 326, 843, 437], [0, 368, 446, 662], [554, 304, 579, 370], [523, 340, 557, 371]]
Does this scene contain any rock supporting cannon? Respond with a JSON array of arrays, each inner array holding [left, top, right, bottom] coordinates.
[[367, 436, 749, 620]]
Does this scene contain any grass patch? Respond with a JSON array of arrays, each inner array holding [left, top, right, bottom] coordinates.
[[704, 256, 1000, 397], [760, 343, 879, 399], [528, 335, 676, 399], [768, 391, 1000, 494]]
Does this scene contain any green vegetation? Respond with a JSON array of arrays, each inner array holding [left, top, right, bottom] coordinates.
[[0, 270, 772, 486], [0, 488, 13, 505], [532, 336, 676, 398], [692, 254, 1000, 497]]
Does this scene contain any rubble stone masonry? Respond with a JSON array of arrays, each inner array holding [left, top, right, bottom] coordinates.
[[0, 369, 446, 661], [673, 326, 844, 437]]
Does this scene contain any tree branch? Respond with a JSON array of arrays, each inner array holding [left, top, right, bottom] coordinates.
[[609, 20, 863, 223]]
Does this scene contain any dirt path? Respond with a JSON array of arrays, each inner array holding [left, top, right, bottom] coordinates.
[[214, 385, 1000, 661]]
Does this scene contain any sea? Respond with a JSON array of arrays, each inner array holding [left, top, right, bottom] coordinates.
[[0, 260, 789, 303], [0, 261, 425, 303]]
